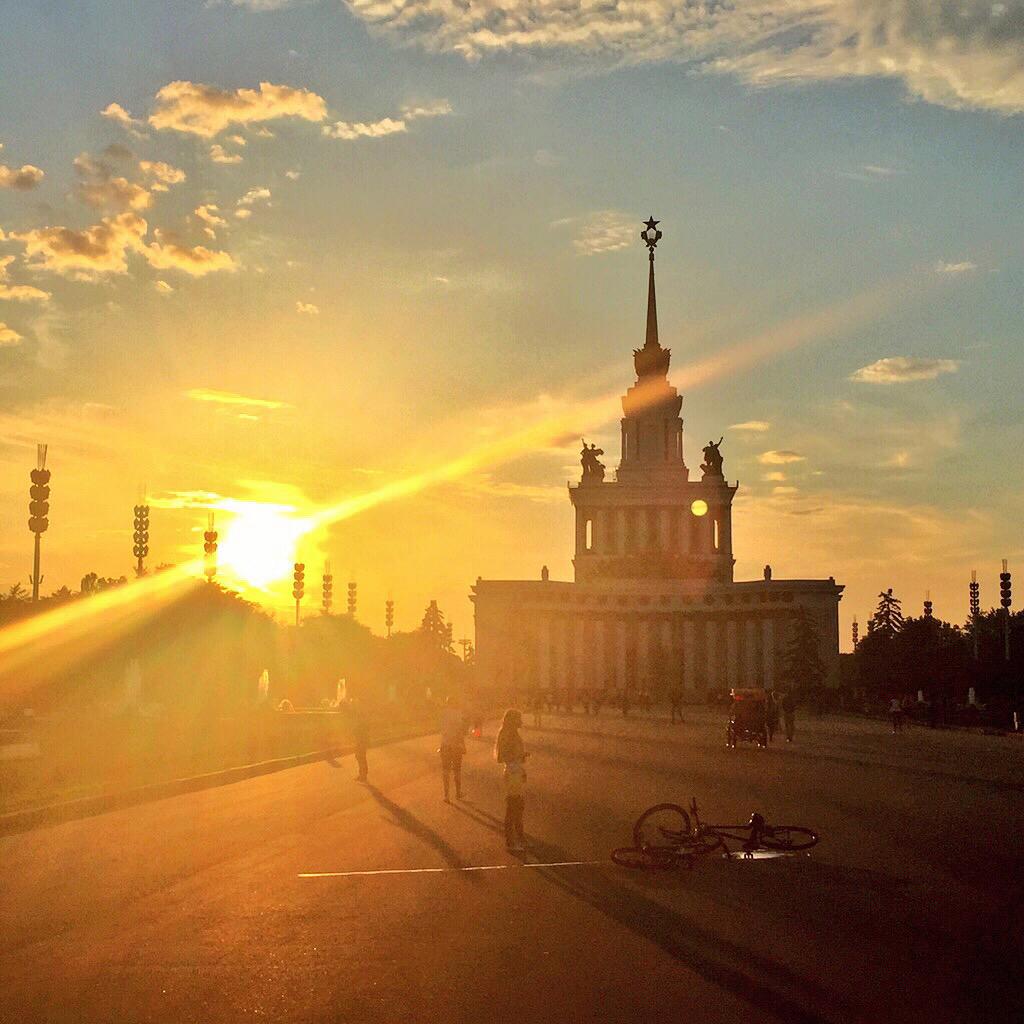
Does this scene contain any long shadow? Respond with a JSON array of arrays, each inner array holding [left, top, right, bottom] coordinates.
[[452, 801, 849, 1022], [521, 835, 850, 1024], [363, 784, 478, 878]]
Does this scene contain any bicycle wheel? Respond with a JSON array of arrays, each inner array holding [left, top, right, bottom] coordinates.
[[760, 825, 819, 851], [610, 846, 677, 870], [633, 803, 691, 853]]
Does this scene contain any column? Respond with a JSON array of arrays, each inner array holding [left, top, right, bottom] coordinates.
[[616, 617, 628, 690], [661, 619, 673, 690], [660, 509, 671, 551], [683, 618, 696, 690], [705, 618, 719, 689], [575, 510, 587, 556], [762, 617, 775, 690], [637, 618, 649, 687], [575, 616, 586, 693], [745, 617, 758, 684], [726, 618, 739, 689]]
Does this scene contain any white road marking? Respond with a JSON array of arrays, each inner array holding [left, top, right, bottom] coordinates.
[[298, 860, 603, 878]]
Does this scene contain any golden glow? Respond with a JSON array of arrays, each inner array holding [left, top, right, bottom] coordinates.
[[217, 501, 314, 591], [690, 499, 708, 517]]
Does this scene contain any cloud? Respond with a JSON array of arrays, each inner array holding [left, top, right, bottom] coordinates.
[[234, 208, 252, 220], [758, 450, 806, 465], [296, 300, 319, 315], [149, 80, 327, 138], [194, 204, 228, 238], [850, 356, 960, 384], [0, 256, 51, 303], [0, 162, 44, 190], [237, 186, 271, 207], [101, 102, 148, 137], [285, 169, 301, 180], [10, 212, 150, 279], [730, 419, 771, 432], [143, 231, 236, 277], [935, 260, 977, 274], [345, 0, 1024, 114], [8, 212, 233, 279], [154, 279, 174, 294], [323, 117, 407, 141], [210, 144, 244, 164], [72, 152, 152, 211], [556, 210, 636, 256], [184, 388, 291, 410], [0, 322, 22, 346], [138, 160, 186, 190], [763, 471, 787, 482], [323, 98, 451, 140]]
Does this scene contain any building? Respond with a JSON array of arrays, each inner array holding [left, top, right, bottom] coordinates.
[[471, 218, 843, 698]]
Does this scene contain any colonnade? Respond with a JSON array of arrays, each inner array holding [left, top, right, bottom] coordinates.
[[576, 505, 731, 559], [508, 611, 789, 693]]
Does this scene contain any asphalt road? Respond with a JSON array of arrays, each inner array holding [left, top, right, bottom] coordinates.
[[2, 708, 1022, 1024]]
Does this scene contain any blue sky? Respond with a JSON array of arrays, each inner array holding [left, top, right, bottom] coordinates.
[[1, 1, 1022, 642]]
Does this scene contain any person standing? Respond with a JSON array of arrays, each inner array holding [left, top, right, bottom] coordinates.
[[530, 689, 543, 728], [439, 696, 467, 803], [782, 690, 797, 743], [349, 697, 369, 782], [889, 696, 903, 734], [495, 708, 528, 852]]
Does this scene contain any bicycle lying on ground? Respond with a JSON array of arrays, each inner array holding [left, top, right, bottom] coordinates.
[[612, 797, 819, 869]]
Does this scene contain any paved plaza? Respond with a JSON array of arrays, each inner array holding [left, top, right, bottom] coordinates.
[[2, 709, 1021, 1023]]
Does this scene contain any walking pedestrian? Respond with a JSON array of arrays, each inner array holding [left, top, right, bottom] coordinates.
[[889, 696, 903, 735], [530, 690, 543, 728], [495, 709, 528, 852], [439, 696, 467, 803], [349, 697, 369, 782], [782, 690, 797, 742]]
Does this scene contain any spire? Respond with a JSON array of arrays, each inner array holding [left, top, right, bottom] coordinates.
[[634, 217, 670, 379], [645, 245, 659, 349]]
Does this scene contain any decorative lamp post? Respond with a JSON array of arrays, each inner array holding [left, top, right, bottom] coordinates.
[[321, 561, 333, 615], [999, 559, 1012, 662], [133, 500, 150, 578], [923, 592, 933, 618], [969, 570, 980, 661], [293, 562, 305, 626], [385, 598, 394, 639], [851, 616, 859, 649], [347, 581, 357, 619], [203, 512, 218, 582], [28, 443, 50, 602]]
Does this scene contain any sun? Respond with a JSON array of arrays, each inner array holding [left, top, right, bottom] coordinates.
[[216, 501, 314, 591]]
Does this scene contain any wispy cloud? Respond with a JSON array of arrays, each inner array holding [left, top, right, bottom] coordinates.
[[758, 450, 805, 465], [935, 260, 977, 274], [296, 300, 319, 315], [850, 357, 960, 384], [0, 256, 51, 303], [323, 99, 451, 141], [730, 420, 770, 432], [555, 209, 635, 256], [0, 322, 23, 346], [0, 161, 44, 190], [345, 0, 1024, 114], [184, 388, 292, 410]]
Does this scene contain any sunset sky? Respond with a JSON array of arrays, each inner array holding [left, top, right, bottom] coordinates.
[[2, 1, 1023, 647]]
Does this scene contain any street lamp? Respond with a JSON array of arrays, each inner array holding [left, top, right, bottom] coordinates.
[[969, 571, 980, 661], [347, 581, 357, 619], [321, 561, 333, 615], [999, 559, 1012, 663], [133, 500, 150, 578], [385, 598, 394, 638], [203, 512, 218, 582], [293, 563, 305, 626], [28, 443, 50, 603]]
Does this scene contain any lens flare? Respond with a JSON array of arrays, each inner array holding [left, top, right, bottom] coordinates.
[[216, 501, 314, 591]]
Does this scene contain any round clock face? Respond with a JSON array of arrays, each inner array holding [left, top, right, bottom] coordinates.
[[690, 499, 708, 517]]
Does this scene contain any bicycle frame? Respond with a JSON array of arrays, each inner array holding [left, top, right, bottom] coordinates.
[[689, 797, 768, 853]]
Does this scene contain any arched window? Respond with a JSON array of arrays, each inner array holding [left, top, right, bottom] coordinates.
[[585, 518, 593, 552], [713, 519, 720, 551]]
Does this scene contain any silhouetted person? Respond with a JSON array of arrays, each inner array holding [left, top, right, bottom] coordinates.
[[439, 696, 467, 802], [495, 709, 528, 852], [782, 691, 797, 742], [889, 696, 903, 735], [766, 691, 780, 744], [349, 698, 369, 781], [668, 684, 684, 724], [530, 690, 543, 728]]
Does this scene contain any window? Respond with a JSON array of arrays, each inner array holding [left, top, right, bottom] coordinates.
[[585, 518, 593, 551], [713, 519, 720, 551]]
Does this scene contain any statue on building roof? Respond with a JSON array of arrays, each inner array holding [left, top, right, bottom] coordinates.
[[701, 437, 724, 478], [580, 439, 606, 483]]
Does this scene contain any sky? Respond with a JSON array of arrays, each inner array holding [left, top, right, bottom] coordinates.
[[1, 0, 1023, 648]]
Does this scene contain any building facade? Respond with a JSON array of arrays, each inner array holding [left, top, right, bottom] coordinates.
[[472, 219, 842, 697]]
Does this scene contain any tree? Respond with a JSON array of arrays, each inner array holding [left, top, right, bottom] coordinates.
[[420, 600, 451, 653], [780, 607, 826, 694], [870, 588, 904, 637]]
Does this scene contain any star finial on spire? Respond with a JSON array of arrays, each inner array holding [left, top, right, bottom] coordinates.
[[640, 216, 662, 260]]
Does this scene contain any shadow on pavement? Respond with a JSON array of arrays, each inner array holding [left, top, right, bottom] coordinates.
[[364, 785, 479, 878]]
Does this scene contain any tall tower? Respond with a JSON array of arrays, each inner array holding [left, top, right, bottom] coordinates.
[[569, 218, 736, 584]]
